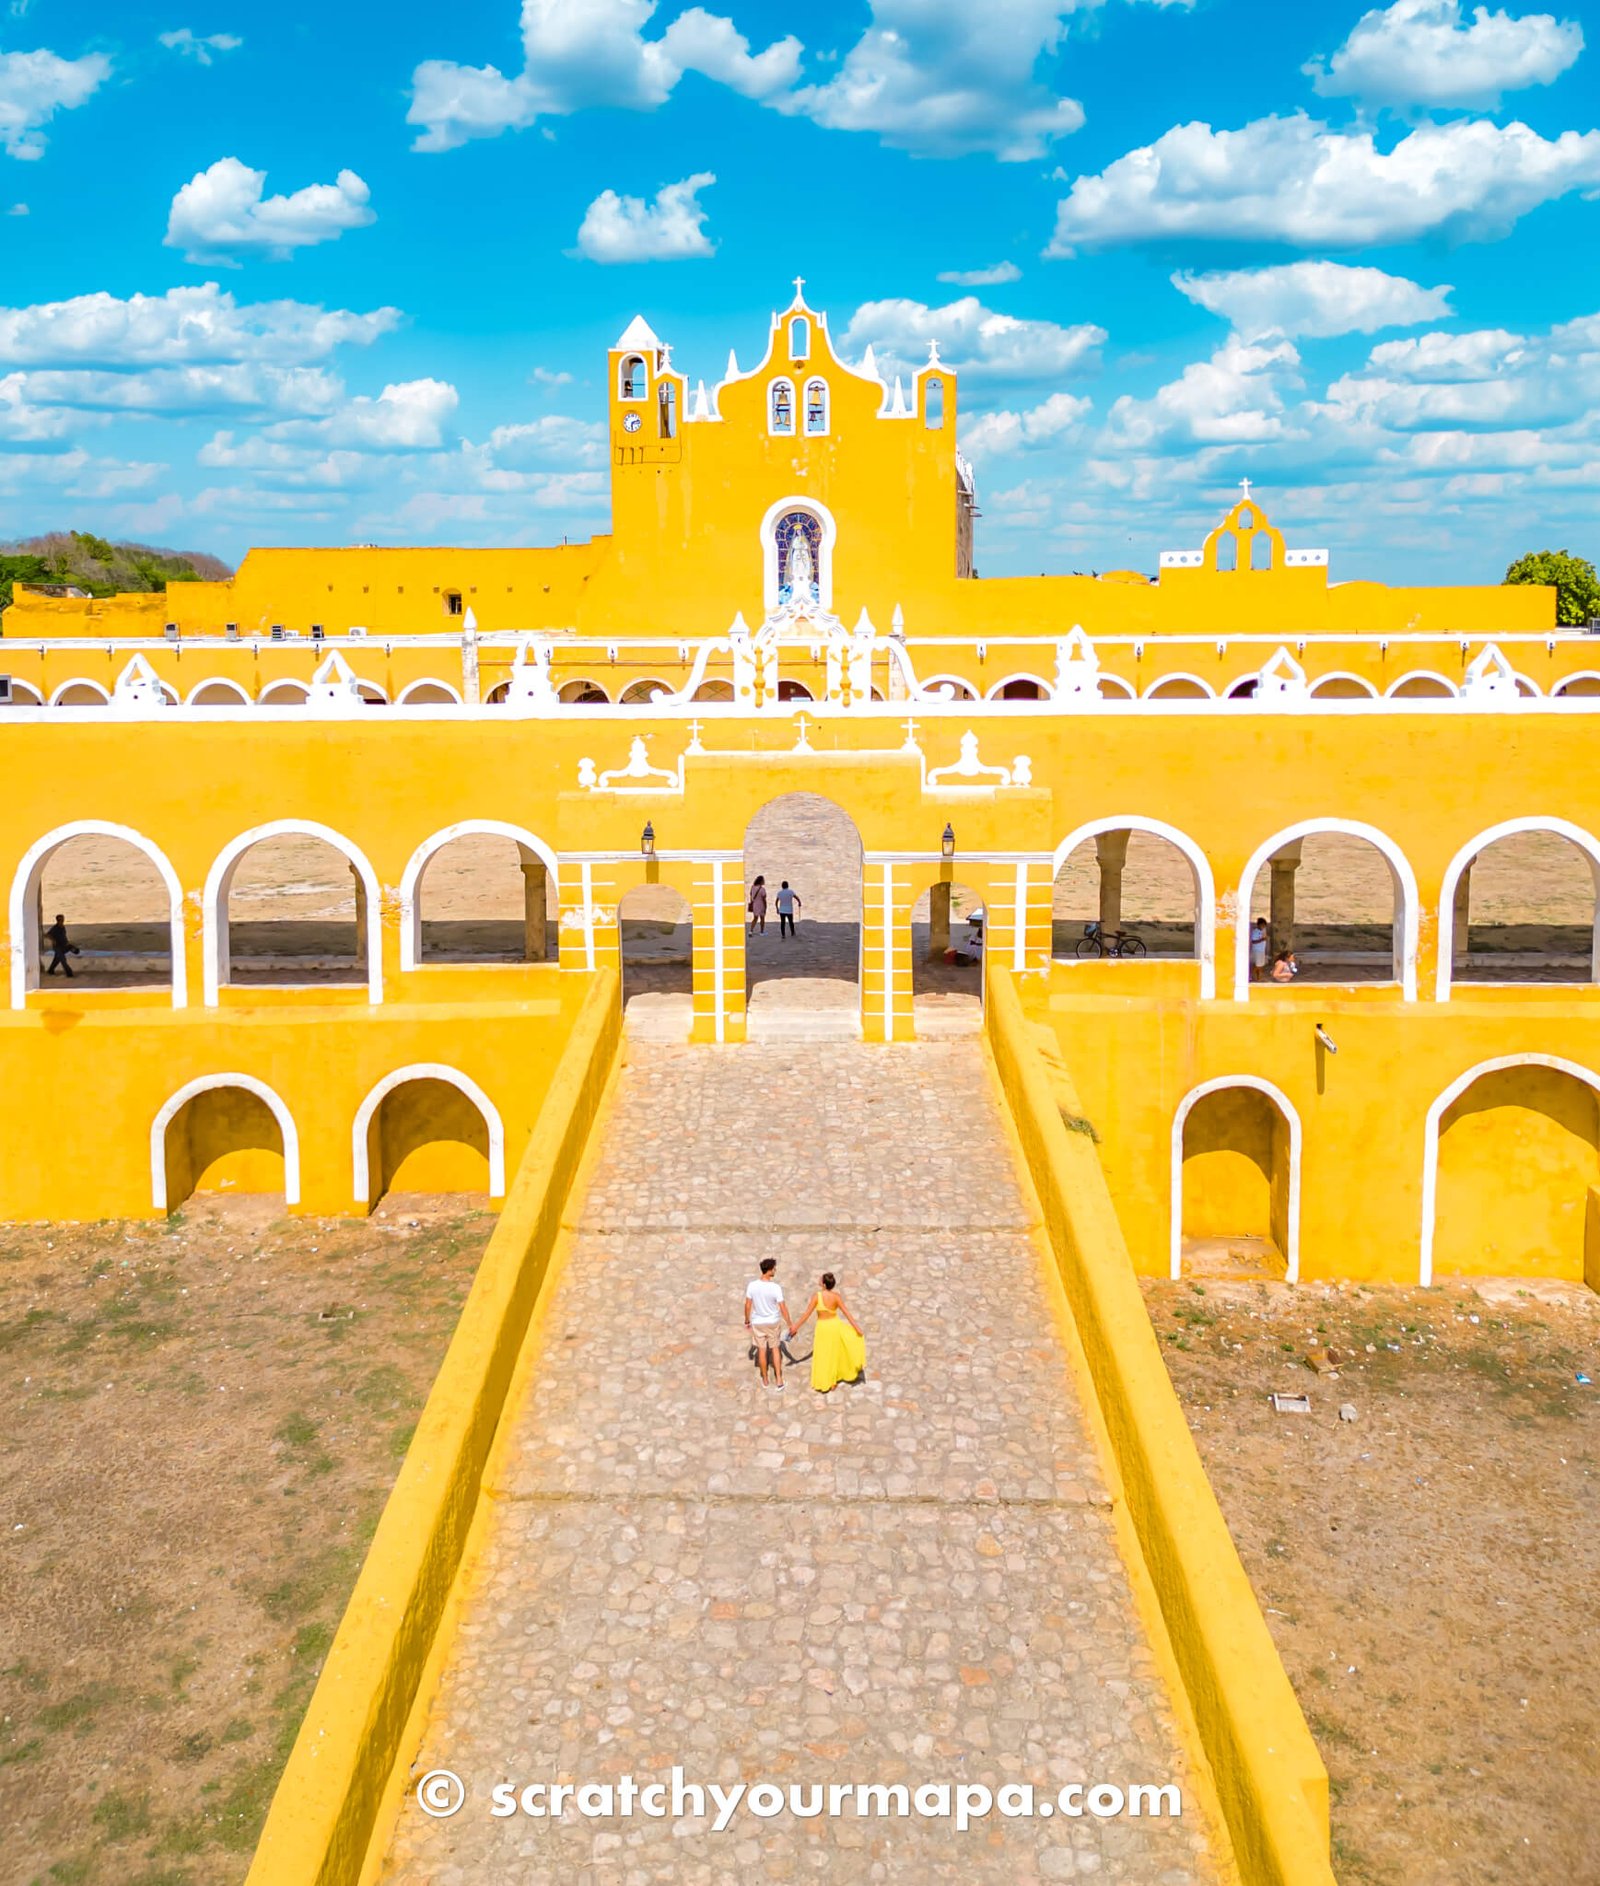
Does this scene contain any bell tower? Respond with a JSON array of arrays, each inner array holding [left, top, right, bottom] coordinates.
[[608, 314, 684, 470]]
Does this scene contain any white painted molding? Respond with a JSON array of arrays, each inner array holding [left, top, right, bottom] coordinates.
[[351, 1062, 505, 1203], [1051, 815, 1217, 998], [984, 672, 1055, 702], [151, 1072, 300, 1210], [398, 819, 560, 972], [396, 677, 464, 706], [9, 819, 186, 1009], [1233, 818, 1419, 1002], [1307, 670, 1378, 699], [202, 818, 383, 1005], [1384, 669, 1458, 699], [47, 678, 110, 706], [1418, 1053, 1600, 1285], [1142, 672, 1216, 700], [257, 680, 310, 706], [1171, 1074, 1302, 1283], [185, 678, 252, 706], [1434, 816, 1600, 1001]]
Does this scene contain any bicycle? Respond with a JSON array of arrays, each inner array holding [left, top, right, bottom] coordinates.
[[1075, 920, 1147, 959]]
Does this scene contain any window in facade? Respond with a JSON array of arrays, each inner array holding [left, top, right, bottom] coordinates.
[[770, 378, 795, 435], [924, 376, 946, 429], [658, 380, 677, 438], [775, 509, 823, 606], [790, 317, 809, 360], [444, 590, 464, 616], [619, 354, 648, 400], [804, 379, 828, 435]]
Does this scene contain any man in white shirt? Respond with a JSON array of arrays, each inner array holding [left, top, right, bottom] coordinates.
[[744, 1257, 791, 1388]]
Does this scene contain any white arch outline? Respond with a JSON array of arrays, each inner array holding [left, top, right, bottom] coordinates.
[[203, 819, 383, 1005], [352, 679, 389, 705], [618, 678, 673, 706], [1552, 671, 1600, 698], [918, 673, 979, 702], [1142, 673, 1216, 700], [351, 1063, 506, 1204], [398, 819, 559, 972], [985, 673, 1055, 702], [151, 1071, 300, 1210], [1097, 675, 1136, 701], [1385, 669, 1458, 699], [185, 678, 251, 706], [1233, 818, 1419, 1002], [257, 679, 310, 706], [10, 820, 186, 1008], [396, 677, 464, 706], [1435, 816, 1600, 1000], [556, 678, 611, 704], [766, 375, 796, 438], [48, 678, 110, 706], [1, 678, 44, 707], [1419, 1053, 1600, 1286], [761, 493, 837, 613], [1171, 1075, 1302, 1283], [1052, 816, 1217, 998], [1307, 671, 1378, 699]]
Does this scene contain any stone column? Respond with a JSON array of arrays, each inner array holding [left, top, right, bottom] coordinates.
[[349, 863, 368, 960], [1095, 830, 1131, 933], [1451, 863, 1472, 974], [927, 879, 952, 961], [1269, 840, 1304, 957], [518, 848, 549, 962]]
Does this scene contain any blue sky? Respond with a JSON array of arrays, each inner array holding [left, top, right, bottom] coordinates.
[[3, 0, 1599, 583]]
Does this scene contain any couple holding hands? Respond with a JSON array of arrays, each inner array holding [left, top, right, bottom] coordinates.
[[743, 1257, 866, 1394]]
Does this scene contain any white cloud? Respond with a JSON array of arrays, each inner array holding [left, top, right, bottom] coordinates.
[[937, 262, 1022, 286], [165, 157, 375, 264], [254, 379, 462, 450], [0, 284, 399, 368], [14, 363, 343, 416], [773, 0, 1084, 161], [159, 28, 243, 66], [7, 200, 25, 214], [1048, 113, 1600, 252], [840, 295, 1103, 382], [0, 46, 109, 159], [1172, 261, 1454, 339], [408, 0, 799, 151], [529, 366, 574, 387], [1323, 316, 1600, 431], [478, 414, 605, 468], [1305, 0, 1583, 111], [575, 172, 715, 262], [1100, 337, 1302, 452], [961, 390, 1090, 459]]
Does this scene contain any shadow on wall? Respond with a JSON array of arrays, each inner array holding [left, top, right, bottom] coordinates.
[[365, 1077, 491, 1206], [163, 1086, 286, 1211]]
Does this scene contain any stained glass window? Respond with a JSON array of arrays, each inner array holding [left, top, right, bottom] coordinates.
[[776, 510, 823, 605]]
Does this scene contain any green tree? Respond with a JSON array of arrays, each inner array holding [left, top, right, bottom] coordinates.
[[1503, 549, 1600, 628]]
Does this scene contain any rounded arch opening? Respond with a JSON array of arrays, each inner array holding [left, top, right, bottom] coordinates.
[[10, 822, 184, 1006], [1173, 1078, 1300, 1282], [1052, 820, 1211, 984], [1553, 672, 1600, 698], [1438, 820, 1600, 993], [257, 680, 309, 708], [910, 876, 987, 1035], [153, 1074, 297, 1211], [1144, 674, 1214, 701], [691, 679, 735, 703], [1, 678, 44, 708], [619, 678, 670, 705], [1427, 1060, 1600, 1283], [1386, 671, 1457, 699], [50, 679, 110, 707], [206, 822, 382, 1003], [354, 1066, 503, 1208], [921, 674, 978, 702], [987, 675, 1051, 702], [397, 679, 463, 706], [1308, 673, 1377, 700], [618, 879, 693, 1042], [558, 678, 610, 704], [1238, 821, 1416, 997], [744, 793, 862, 1036], [776, 678, 814, 702], [404, 822, 559, 969]]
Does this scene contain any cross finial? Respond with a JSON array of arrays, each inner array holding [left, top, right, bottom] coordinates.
[[686, 718, 704, 753], [792, 275, 805, 301], [902, 715, 921, 751], [1238, 476, 1253, 501]]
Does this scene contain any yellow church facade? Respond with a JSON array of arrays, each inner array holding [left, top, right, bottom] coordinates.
[[4, 288, 1600, 1295]]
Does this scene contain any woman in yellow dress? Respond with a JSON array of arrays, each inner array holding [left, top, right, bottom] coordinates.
[[790, 1271, 866, 1393]]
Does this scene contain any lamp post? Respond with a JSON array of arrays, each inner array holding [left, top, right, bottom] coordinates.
[[641, 821, 656, 859], [941, 823, 956, 860]]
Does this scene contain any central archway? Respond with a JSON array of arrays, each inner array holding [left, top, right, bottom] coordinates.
[[742, 793, 862, 1038]]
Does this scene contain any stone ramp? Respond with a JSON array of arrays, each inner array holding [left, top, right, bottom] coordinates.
[[379, 1042, 1229, 1883]]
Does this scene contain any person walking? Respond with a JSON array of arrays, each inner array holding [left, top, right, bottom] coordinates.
[[44, 913, 79, 978], [743, 1256, 791, 1388], [789, 1271, 866, 1393], [775, 880, 801, 939], [748, 875, 768, 937], [1249, 917, 1269, 981]]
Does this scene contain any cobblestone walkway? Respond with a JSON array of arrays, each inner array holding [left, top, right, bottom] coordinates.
[[380, 1043, 1228, 1884]]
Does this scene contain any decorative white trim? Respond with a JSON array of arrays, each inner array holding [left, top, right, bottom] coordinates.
[[766, 375, 796, 439], [48, 678, 110, 706], [1307, 671, 1379, 699], [1171, 1075, 1302, 1283], [151, 1072, 299, 1210], [711, 859, 726, 1043], [618, 678, 674, 706], [202, 819, 384, 1006], [917, 673, 979, 702], [399, 820, 559, 972], [257, 679, 310, 706], [1435, 816, 1600, 1000], [581, 861, 596, 972], [1142, 673, 1216, 700], [1418, 1053, 1600, 1285], [10, 820, 187, 1008], [760, 494, 837, 614], [1052, 816, 1217, 999], [926, 730, 1029, 789], [1233, 818, 1419, 1002], [1384, 669, 1458, 699], [882, 862, 896, 1041], [1012, 862, 1028, 973], [185, 678, 251, 706], [578, 736, 684, 794], [351, 1063, 505, 1203], [1552, 671, 1600, 698], [984, 673, 1054, 702], [396, 677, 464, 706], [1, 678, 44, 707], [556, 677, 612, 704]]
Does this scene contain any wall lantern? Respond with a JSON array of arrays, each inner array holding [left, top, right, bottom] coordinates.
[[641, 821, 656, 859], [941, 823, 956, 860]]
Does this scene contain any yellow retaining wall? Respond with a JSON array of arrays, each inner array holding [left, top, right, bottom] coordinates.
[[986, 967, 1334, 1886], [243, 969, 621, 1886]]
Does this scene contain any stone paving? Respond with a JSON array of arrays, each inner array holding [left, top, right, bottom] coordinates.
[[380, 1042, 1228, 1884]]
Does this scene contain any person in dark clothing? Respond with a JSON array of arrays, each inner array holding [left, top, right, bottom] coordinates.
[[44, 913, 79, 977]]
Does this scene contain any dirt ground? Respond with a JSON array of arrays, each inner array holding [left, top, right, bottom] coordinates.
[[0, 1195, 491, 1886], [1142, 1274, 1600, 1886]]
